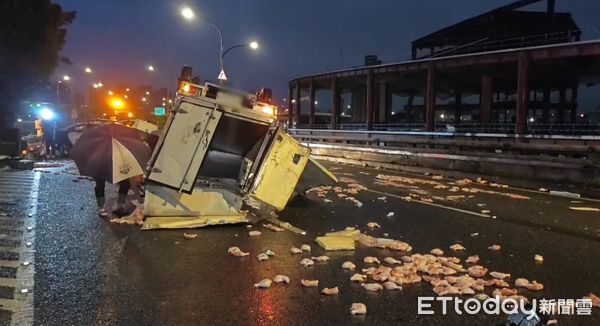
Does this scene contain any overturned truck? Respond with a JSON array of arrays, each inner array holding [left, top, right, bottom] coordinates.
[[142, 67, 336, 229]]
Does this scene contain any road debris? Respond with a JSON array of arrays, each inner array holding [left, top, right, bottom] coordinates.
[[383, 281, 402, 290], [300, 258, 315, 267], [350, 303, 367, 315], [430, 248, 444, 256], [254, 279, 272, 289], [316, 235, 356, 251], [311, 255, 330, 262], [465, 255, 480, 264], [273, 275, 290, 284], [367, 222, 380, 228], [301, 244, 311, 252], [361, 283, 384, 292], [350, 273, 367, 282], [515, 278, 530, 287], [489, 271, 511, 279], [345, 196, 363, 207], [290, 247, 303, 254], [386, 212, 395, 217], [583, 293, 600, 307], [492, 288, 519, 297], [449, 244, 465, 251], [377, 196, 387, 201], [534, 254, 544, 263], [182, 233, 198, 240], [549, 190, 580, 199], [487, 244, 501, 251], [110, 207, 144, 225], [363, 256, 380, 264], [263, 223, 285, 232], [445, 195, 466, 201], [467, 265, 488, 278], [342, 261, 356, 270], [257, 253, 269, 261], [301, 279, 319, 287], [248, 230, 262, 237], [321, 287, 339, 295], [527, 281, 544, 291], [227, 247, 249, 257], [265, 249, 275, 256], [569, 207, 600, 212], [362, 267, 377, 275], [383, 257, 402, 265]]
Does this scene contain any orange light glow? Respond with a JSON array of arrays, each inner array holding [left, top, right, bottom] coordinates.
[[108, 97, 125, 110], [261, 105, 275, 116], [127, 112, 134, 118]]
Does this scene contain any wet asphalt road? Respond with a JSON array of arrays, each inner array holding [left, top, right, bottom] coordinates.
[[28, 161, 600, 325]]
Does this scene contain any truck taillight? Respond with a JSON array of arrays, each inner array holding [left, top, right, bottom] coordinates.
[[261, 105, 277, 116], [178, 82, 198, 96]]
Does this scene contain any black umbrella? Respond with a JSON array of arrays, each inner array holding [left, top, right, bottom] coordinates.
[[71, 123, 152, 184]]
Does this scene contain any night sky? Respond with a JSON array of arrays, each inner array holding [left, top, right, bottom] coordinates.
[[54, 0, 600, 104]]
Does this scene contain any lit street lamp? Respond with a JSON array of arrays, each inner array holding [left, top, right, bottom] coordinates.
[[84, 67, 93, 74], [180, 7, 259, 85], [222, 41, 260, 63], [57, 75, 71, 105], [181, 7, 194, 20], [147, 65, 155, 72]]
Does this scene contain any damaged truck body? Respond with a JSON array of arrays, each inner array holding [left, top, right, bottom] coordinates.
[[142, 67, 336, 229]]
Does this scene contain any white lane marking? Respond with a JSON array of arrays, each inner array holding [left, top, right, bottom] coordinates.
[[327, 160, 600, 204], [9, 171, 38, 326], [365, 189, 492, 218]]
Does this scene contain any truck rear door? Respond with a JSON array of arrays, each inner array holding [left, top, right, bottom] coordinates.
[[248, 128, 311, 210], [146, 101, 222, 193]]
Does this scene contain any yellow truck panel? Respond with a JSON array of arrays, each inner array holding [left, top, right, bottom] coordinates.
[[250, 129, 311, 210]]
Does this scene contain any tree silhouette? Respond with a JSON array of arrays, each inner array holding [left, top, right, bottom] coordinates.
[[0, 0, 76, 126]]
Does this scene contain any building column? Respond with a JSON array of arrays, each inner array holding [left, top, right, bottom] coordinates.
[[480, 75, 493, 123], [558, 88, 566, 124], [366, 70, 374, 130], [570, 85, 578, 123], [287, 83, 293, 127], [294, 82, 301, 127], [308, 80, 315, 128], [542, 88, 550, 123], [454, 92, 462, 124], [406, 94, 414, 124], [426, 66, 437, 131], [378, 81, 387, 124], [330, 79, 339, 130], [515, 52, 530, 134]]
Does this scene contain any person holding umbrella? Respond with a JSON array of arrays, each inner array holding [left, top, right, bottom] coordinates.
[[71, 123, 152, 217]]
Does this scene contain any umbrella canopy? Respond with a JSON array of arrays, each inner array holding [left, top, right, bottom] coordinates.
[[71, 123, 152, 184]]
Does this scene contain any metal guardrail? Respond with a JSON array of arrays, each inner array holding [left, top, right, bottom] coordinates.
[[420, 28, 600, 59], [288, 128, 600, 161], [293, 123, 600, 136]]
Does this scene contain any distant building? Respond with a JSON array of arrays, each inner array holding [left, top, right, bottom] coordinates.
[[287, 0, 600, 133]]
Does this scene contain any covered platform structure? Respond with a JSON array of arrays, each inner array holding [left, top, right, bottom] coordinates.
[[286, 0, 600, 134]]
